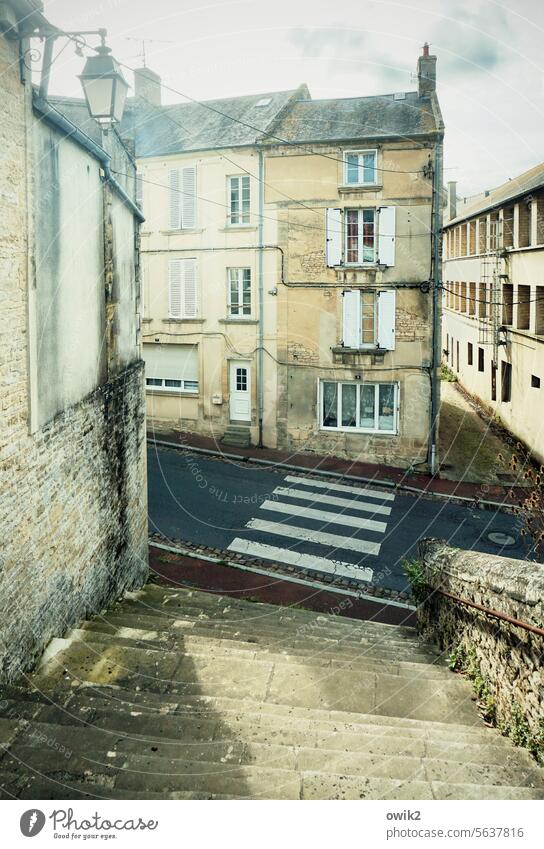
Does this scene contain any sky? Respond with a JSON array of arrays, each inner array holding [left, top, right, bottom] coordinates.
[[41, 0, 544, 196]]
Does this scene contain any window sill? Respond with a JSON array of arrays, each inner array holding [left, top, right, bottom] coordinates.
[[338, 184, 382, 193], [320, 426, 397, 436], [146, 389, 200, 398], [142, 317, 152, 323], [332, 345, 388, 355], [219, 225, 258, 232], [162, 318, 205, 324], [160, 228, 204, 235], [219, 318, 259, 325]]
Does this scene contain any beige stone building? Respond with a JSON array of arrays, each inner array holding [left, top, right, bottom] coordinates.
[[130, 47, 443, 467], [0, 1, 147, 680], [442, 164, 544, 464]]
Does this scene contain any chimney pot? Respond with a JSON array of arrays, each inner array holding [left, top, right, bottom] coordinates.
[[423, 42, 430, 56]]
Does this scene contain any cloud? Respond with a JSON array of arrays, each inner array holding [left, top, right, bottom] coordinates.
[[430, 3, 510, 75], [290, 26, 367, 59]]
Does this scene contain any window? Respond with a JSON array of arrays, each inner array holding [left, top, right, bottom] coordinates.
[[228, 175, 250, 225], [456, 340, 459, 372], [501, 361, 512, 402], [255, 97, 272, 107], [346, 209, 375, 264], [344, 150, 377, 186], [517, 285, 530, 330], [169, 166, 196, 230], [467, 342, 473, 365], [478, 347, 484, 372], [536, 287, 544, 334], [169, 258, 198, 318], [502, 284, 513, 326], [321, 381, 398, 433], [531, 375, 541, 388], [326, 207, 396, 267], [342, 289, 396, 350], [143, 343, 199, 394], [228, 268, 251, 317], [491, 361, 497, 400]]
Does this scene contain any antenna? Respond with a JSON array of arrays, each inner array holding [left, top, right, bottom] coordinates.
[[125, 37, 174, 67]]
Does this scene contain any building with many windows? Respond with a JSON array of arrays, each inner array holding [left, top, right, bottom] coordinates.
[[129, 45, 443, 467], [442, 163, 544, 464]]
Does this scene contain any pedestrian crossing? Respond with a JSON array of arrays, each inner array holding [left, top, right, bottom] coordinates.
[[227, 474, 396, 584]]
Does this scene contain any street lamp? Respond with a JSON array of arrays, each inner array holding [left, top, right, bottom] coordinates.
[[78, 32, 129, 125]]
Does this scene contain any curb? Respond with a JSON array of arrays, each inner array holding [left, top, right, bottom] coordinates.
[[147, 437, 515, 512], [149, 539, 418, 612]]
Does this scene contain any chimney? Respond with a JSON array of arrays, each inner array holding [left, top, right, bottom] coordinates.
[[447, 181, 457, 221], [417, 42, 437, 97], [134, 67, 162, 107]]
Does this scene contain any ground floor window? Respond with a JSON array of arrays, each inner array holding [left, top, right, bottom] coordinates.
[[320, 380, 398, 433], [143, 343, 199, 394]]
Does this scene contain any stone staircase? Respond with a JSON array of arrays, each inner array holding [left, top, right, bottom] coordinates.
[[221, 424, 251, 447], [0, 583, 542, 800]]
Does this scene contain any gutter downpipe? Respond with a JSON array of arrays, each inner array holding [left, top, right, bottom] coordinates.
[[257, 148, 265, 448], [429, 136, 443, 475]]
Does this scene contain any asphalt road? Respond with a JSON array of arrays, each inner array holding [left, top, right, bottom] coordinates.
[[148, 445, 532, 594]]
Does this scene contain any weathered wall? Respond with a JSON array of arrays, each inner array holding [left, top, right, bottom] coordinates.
[[0, 32, 148, 681], [417, 539, 543, 746]]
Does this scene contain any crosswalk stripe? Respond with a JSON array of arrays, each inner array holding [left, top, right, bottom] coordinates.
[[273, 486, 392, 516], [283, 475, 396, 502], [227, 538, 374, 582], [246, 518, 381, 556], [259, 500, 387, 533]]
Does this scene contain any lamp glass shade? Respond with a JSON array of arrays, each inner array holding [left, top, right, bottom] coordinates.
[[79, 49, 129, 124]]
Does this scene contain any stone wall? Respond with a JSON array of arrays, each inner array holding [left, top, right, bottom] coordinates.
[[0, 28, 148, 682], [417, 539, 544, 744]]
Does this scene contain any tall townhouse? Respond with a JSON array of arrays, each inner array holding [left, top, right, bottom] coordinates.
[[0, 1, 147, 680], [443, 164, 544, 464], [126, 74, 308, 448], [261, 46, 444, 467]]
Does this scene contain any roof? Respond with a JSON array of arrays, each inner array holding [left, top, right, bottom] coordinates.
[[46, 96, 104, 146], [447, 161, 544, 226], [262, 91, 442, 146], [123, 87, 310, 158]]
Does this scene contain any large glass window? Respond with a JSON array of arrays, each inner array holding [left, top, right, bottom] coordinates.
[[228, 268, 251, 317], [346, 209, 375, 264], [228, 175, 250, 225], [321, 381, 398, 433], [344, 150, 377, 185]]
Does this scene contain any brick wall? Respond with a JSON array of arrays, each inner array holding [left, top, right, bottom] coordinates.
[[0, 33, 148, 682]]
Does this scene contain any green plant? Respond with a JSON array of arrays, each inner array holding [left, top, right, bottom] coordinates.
[[402, 559, 428, 605], [440, 363, 457, 382], [448, 643, 496, 723]]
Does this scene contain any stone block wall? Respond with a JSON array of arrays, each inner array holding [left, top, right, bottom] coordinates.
[[417, 539, 543, 744], [0, 30, 148, 682]]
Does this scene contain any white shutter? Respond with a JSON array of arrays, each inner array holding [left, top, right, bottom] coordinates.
[[326, 208, 343, 267], [169, 169, 181, 229], [342, 290, 360, 348], [168, 259, 182, 317], [378, 206, 396, 266], [377, 290, 396, 350], [181, 258, 198, 318], [181, 166, 196, 229]]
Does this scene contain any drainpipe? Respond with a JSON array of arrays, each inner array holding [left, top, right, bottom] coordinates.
[[429, 137, 443, 475], [257, 149, 265, 448]]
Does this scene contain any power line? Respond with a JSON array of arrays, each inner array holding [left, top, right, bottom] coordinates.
[[113, 57, 434, 177], [441, 283, 544, 306], [113, 167, 432, 238]]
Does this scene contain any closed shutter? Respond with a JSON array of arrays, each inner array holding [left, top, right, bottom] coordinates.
[[378, 206, 396, 266], [168, 259, 182, 317], [181, 258, 198, 318], [377, 289, 396, 350], [169, 169, 181, 229], [182, 166, 196, 229], [342, 290, 360, 348], [142, 343, 198, 381], [326, 208, 343, 266]]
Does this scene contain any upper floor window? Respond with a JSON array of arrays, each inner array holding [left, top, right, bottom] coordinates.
[[342, 289, 396, 350], [168, 258, 198, 319], [228, 175, 250, 225], [346, 208, 376, 264], [169, 166, 196, 230], [344, 150, 378, 186], [228, 268, 251, 317]]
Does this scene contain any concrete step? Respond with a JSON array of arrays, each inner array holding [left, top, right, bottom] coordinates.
[[221, 426, 251, 447], [75, 623, 447, 672], [90, 611, 432, 662]]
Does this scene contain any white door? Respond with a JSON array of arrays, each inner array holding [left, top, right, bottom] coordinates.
[[229, 361, 251, 422]]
